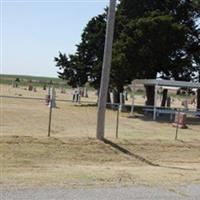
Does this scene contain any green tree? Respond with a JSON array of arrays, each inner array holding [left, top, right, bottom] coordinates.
[[55, 52, 88, 88], [15, 77, 20, 82], [112, 0, 199, 105], [55, 14, 106, 89], [55, 0, 200, 105]]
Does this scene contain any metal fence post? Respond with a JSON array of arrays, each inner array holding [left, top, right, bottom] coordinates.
[[175, 108, 180, 140], [48, 97, 53, 137], [116, 104, 120, 139]]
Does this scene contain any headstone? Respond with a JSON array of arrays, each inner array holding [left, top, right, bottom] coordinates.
[[119, 93, 126, 112], [12, 81, 15, 88], [49, 87, 56, 108], [72, 90, 75, 102], [61, 87, 66, 94], [13, 82, 18, 88], [78, 94, 81, 104], [48, 86, 51, 95], [72, 88, 78, 102], [124, 91, 128, 101], [84, 87, 88, 98], [28, 85, 33, 91], [77, 88, 81, 103], [80, 88, 84, 97], [45, 95, 50, 105], [112, 89, 118, 104], [167, 96, 171, 107], [45, 87, 51, 105], [173, 112, 187, 129], [181, 99, 188, 110], [120, 93, 124, 105]]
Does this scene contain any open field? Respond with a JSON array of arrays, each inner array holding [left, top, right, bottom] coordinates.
[[0, 74, 61, 82], [1, 83, 200, 188], [0, 74, 65, 87]]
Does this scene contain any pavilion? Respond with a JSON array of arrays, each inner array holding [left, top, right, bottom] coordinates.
[[131, 79, 200, 120]]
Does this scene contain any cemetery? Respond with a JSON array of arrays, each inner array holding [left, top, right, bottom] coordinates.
[[1, 82, 199, 139], [0, 82, 199, 186], [1, 0, 200, 195], [1, 76, 200, 189]]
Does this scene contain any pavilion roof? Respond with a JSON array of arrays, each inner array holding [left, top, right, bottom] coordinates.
[[132, 79, 200, 88]]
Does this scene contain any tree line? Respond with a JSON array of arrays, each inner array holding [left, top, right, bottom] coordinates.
[[55, 0, 200, 109]]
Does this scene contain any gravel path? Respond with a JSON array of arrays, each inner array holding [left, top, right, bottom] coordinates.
[[1, 185, 199, 200]]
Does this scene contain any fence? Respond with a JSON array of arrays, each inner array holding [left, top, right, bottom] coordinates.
[[1, 93, 199, 141]]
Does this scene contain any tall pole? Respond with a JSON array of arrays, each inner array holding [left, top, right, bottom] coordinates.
[[96, 0, 116, 140]]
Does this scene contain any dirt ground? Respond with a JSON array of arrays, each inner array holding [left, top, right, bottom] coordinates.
[[0, 84, 200, 188]]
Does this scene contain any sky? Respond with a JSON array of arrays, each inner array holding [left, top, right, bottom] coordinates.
[[1, 1, 199, 78], [1, 0, 109, 77]]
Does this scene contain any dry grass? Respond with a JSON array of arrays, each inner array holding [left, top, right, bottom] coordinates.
[[0, 84, 98, 102], [0, 84, 200, 188], [1, 97, 199, 140], [1, 83, 197, 108], [1, 136, 200, 188]]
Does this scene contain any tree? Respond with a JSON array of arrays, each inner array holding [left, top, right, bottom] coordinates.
[[113, 12, 189, 104], [55, 0, 200, 105], [77, 14, 107, 90], [192, 38, 200, 110], [55, 14, 106, 89], [15, 77, 20, 82], [55, 52, 88, 88], [184, 13, 200, 110], [112, 0, 200, 105]]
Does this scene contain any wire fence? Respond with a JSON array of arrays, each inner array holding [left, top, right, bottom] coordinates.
[[1, 93, 200, 141]]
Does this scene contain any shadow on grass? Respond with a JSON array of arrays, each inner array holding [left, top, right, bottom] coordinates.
[[135, 114, 173, 123], [102, 139, 196, 171], [127, 113, 200, 126], [102, 139, 159, 167], [74, 103, 97, 107]]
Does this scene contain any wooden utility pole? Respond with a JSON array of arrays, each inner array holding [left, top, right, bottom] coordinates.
[[96, 0, 116, 140]]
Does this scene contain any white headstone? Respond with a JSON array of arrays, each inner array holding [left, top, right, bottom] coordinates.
[[49, 87, 56, 108]]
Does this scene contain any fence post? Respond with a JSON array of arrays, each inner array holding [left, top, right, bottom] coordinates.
[[175, 108, 180, 140], [48, 97, 53, 137], [116, 105, 120, 139]]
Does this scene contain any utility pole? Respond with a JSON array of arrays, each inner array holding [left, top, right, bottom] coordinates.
[[96, 0, 116, 140]]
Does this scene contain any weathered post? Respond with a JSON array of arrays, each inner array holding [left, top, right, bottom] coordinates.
[[48, 97, 53, 137], [175, 108, 181, 140], [116, 105, 120, 139], [96, 0, 116, 140]]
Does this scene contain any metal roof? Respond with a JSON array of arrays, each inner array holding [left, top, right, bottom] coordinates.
[[132, 79, 200, 88]]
